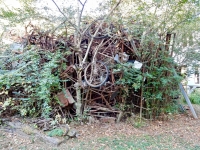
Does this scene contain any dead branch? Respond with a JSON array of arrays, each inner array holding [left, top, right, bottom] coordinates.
[[51, 0, 79, 33], [77, 0, 84, 6], [78, 0, 88, 26]]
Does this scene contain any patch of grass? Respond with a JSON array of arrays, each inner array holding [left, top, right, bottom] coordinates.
[[126, 115, 147, 128], [133, 120, 146, 128], [189, 89, 200, 104], [47, 128, 64, 137], [64, 134, 199, 150]]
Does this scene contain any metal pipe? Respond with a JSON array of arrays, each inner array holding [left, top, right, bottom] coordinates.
[[179, 83, 198, 119]]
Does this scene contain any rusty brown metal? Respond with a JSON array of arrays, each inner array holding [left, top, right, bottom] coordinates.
[[57, 89, 75, 106], [57, 92, 69, 106], [23, 20, 144, 120]]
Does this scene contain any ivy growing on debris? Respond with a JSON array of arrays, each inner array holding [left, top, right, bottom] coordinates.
[[0, 46, 69, 117]]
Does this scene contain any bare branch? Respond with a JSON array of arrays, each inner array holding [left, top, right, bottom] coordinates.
[[80, 0, 87, 20], [51, 0, 80, 33], [74, 0, 87, 45], [78, 0, 83, 6], [51, 19, 67, 34], [78, 0, 88, 29], [51, 0, 67, 19]]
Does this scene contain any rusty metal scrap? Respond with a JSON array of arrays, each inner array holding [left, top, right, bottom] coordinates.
[[23, 19, 143, 120], [25, 23, 69, 51]]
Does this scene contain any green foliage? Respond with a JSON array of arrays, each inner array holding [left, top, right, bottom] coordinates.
[[189, 90, 200, 104], [0, 46, 68, 117], [115, 63, 143, 113], [47, 128, 64, 137], [144, 63, 182, 100], [142, 55, 182, 118], [108, 0, 193, 119], [0, 8, 18, 18], [163, 102, 180, 114], [116, 63, 143, 91]]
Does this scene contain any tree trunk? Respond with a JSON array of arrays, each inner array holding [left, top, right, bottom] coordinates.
[[75, 0, 82, 117]]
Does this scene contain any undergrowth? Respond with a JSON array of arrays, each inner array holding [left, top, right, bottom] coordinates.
[[0, 46, 70, 117], [189, 89, 200, 104]]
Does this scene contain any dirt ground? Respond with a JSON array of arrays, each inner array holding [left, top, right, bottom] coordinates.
[[0, 107, 200, 150]]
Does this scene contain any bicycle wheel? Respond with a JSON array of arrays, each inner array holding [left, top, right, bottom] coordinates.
[[88, 18, 111, 39], [84, 61, 109, 88]]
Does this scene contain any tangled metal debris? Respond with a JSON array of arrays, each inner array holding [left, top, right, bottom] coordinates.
[[23, 18, 143, 121]]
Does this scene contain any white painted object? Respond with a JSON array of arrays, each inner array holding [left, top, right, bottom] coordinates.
[[133, 60, 143, 69]]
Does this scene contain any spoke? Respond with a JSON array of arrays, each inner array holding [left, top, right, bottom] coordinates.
[[89, 76, 94, 83], [84, 61, 109, 87]]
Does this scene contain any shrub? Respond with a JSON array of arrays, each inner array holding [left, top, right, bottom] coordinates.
[[0, 46, 69, 117], [189, 89, 200, 104]]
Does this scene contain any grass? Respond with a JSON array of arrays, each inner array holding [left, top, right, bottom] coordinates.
[[65, 134, 199, 150], [0, 127, 199, 150], [189, 89, 200, 104]]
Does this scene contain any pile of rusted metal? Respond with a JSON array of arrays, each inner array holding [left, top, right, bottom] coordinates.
[[24, 19, 143, 121]]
